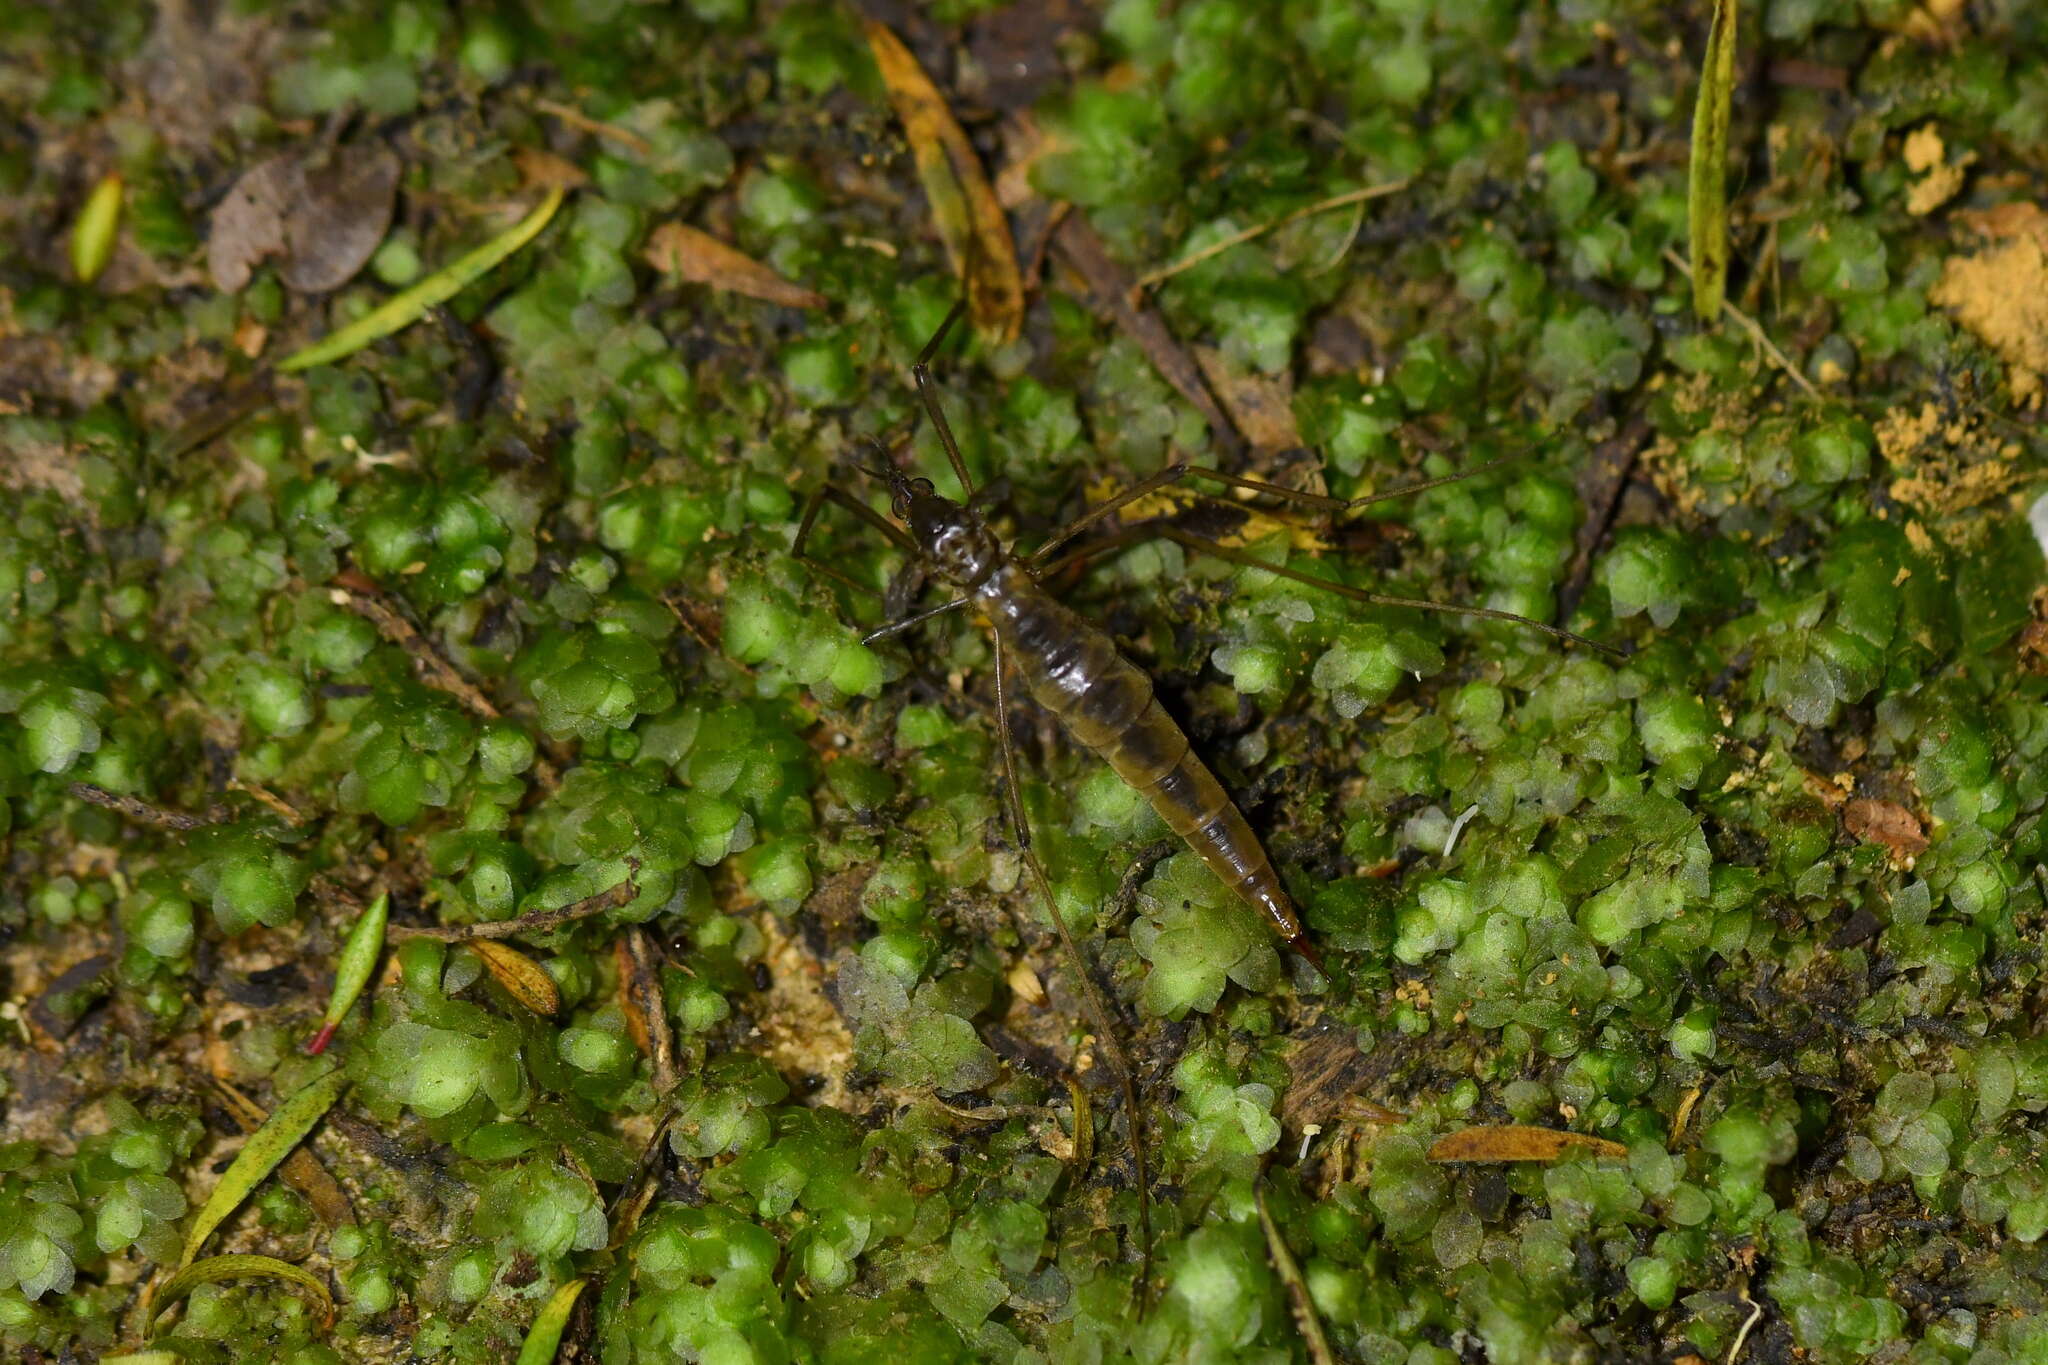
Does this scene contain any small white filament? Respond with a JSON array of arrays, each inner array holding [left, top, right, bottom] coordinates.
[[1444, 803, 1481, 857], [1298, 1123, 1322, 1162]]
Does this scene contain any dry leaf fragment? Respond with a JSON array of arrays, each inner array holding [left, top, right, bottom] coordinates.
[[208, 143, 401, 294], [1427, 1124, 1629, 1164], [1193, 346, 1302, 452], [182, 1069, 349, 1267], [863, 19, 1023, 342], [513, 146, 591, 192], [1843, 798, 1929, 860], [467, 939, 561, 1016], [643, 222, 826, 309]]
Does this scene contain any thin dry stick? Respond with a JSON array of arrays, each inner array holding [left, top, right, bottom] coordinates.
[[1056, 213, 1243, 461], [616, 928, 681, 1095], [392, 866, 639, 942], [330, 583, 501, 720], [532, 98, 653, 155], [1664, 247, 1824, 402], [330, 580, 561, 786], [68, 782, 209, 831], [1131, 180, 1412, 297]]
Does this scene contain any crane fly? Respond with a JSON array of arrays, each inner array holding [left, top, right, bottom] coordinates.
[[793, 297, 1620, 1286], [799, 300, 1617, 961]]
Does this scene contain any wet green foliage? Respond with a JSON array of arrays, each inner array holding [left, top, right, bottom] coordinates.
[[5, 0, 2048, 1361]]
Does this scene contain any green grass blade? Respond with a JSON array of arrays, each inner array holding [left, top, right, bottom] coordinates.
[[151, 1253, 335, 1332], [181, 1068, 348, 1267], [278, 185, 566, 374], [1687, 0, 1739, 322], [515, 1277, 588, 1365], [71, 172, 123, 284], [306, 891, 389, 1054]]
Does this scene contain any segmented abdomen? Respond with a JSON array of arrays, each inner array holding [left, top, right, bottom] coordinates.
[[980, 565, 1303, 944]]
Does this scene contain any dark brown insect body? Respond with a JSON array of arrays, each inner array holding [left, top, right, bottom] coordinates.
[[984, 562, 1306, 951], [890, 473, 1319, 966], [794, 300, 1615, 973]]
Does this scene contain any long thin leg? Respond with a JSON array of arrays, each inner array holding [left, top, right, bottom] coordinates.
[[990, 626, 1153, 1310], [1029, 463, 1201, 567], [1029, 455, 1526, 568], [1155, 527, 1624, 656], [1033, 522, 1167, 585], [912, 298, 975, 498], [793, 481, 916, 598], [1038, 514, 1620, 656], [1185, 453, 1524, 514], [861, 595, 969, 646]]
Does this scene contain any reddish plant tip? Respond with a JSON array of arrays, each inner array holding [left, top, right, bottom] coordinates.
[[304, 1022, 338, 1056]]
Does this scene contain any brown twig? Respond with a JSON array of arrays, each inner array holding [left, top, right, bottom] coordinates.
[[231, 780, 306, 826], [390, 864, 640, 942], [1131, 180, 1411, 297], [1556, 416, 1653, 625], [532, 98, 653, 155], [68, 782, 209, 831], [329, 575, 562, 787], [329, 576, 501, 719], [1256, 1180, 1337, 1365], [1053, 212, 1245, 461], [615, 927, 680, 1095]]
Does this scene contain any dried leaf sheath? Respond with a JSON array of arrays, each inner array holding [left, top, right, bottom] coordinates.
[[1687, 0, 1739, 321], [863, 19, 1024, 342], [975, 558, 1317, 962]]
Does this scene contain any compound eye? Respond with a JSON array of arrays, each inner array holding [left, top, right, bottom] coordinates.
[[910, 478, 935, 497]]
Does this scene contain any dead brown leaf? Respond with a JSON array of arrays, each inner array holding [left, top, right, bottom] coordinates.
[[1427, 1125, 1629, 1164], [1193, 346, 1301, 452], [863, 19, 1023, 343], [643, 222, 826, 310], [1843, 798, 1929, 860], [513, 147, 592, 192], [1053, 213, 1243, 460], [466, 940, 561, 1016], [209, 143, 401, 294], [1280, 1030, 1383, 1136]]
